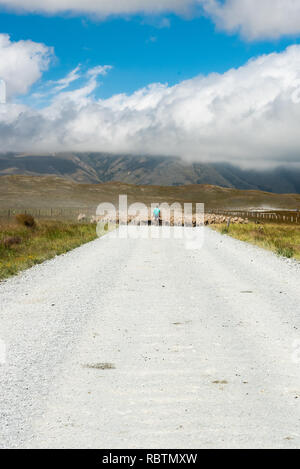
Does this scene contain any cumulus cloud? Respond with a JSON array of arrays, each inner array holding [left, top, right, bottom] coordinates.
[[203, 0, 300, 40], [2, 45, 300, 168], [0, 34, 53, 99]]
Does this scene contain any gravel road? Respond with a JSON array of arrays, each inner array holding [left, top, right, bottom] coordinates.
[[0, 226, 300, 449]]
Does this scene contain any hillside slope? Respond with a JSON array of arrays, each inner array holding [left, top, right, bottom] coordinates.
[[1, 175, 300, 211], [0, 153, 299, 193]]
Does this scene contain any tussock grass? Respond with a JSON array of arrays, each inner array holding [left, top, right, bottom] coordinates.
[[0, 219, 99, 281], [15, 213, 36, 228], [213, 223, 300, 260]]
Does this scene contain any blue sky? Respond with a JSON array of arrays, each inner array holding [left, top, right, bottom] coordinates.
[[1, 9, 300, 99], [1, 1, 300, 167]]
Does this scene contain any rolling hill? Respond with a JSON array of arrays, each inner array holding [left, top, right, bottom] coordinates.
[[0, 175, 299, 212]]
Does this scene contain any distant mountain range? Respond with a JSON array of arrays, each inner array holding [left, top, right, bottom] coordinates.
[[0, 152, 299, 194]]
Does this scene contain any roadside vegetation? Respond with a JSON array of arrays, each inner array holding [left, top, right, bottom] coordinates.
[[0, 215, 99, 281], [213, 222, 300, 260]]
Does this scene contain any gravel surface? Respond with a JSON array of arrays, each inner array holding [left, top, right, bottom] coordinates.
[[0, 226, 300, 449]]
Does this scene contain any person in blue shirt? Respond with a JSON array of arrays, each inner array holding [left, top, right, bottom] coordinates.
[[153, 205, 160, 224]]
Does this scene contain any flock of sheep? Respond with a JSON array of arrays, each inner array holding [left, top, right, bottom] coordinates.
[[77, 212, 249, 226]]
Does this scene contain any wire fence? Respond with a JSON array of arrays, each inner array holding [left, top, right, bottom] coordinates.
[[0, 207, 299, 224], [208, 209, 300, 224], [0, 207, 96, 221]]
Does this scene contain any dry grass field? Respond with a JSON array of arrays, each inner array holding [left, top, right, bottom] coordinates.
[[0, 175, 300, 215], [213, 223, 300, 260], [0, 216, 99, 281]]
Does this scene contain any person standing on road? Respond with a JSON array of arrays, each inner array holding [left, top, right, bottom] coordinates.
[[153, 205, 161, 225]]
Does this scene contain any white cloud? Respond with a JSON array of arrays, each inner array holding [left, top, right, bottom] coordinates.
[[30, 64, 113, 103], [203, 0, 300, 40], [0, 34, 53, 100], [50, 65, 81, 92], [1, 0, 300, 41], [0, 0, 195, 16], [2, 45, 300, 168], [87, 65, 113, 78]]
